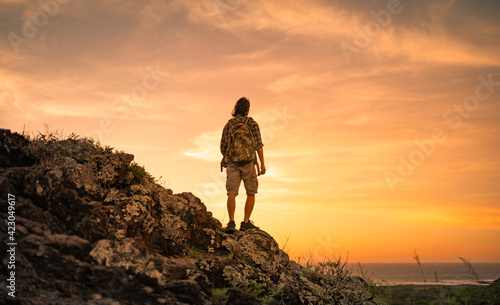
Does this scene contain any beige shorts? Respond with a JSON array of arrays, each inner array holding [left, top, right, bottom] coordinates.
[[226, 161, 258, 196]]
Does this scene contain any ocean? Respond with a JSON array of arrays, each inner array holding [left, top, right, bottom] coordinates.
[[349, 263, 500, 286]]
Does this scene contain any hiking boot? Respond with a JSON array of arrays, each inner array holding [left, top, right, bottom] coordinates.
[[225, 220, 236, 233], [240, 220, 259, 231]]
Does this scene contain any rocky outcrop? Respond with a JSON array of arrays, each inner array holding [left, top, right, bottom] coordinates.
[[0, 129, 383, 304]]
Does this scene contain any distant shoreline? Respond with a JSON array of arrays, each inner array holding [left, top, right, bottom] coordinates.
[[349, 262, 500, 287], [373, 280, 496, 287]]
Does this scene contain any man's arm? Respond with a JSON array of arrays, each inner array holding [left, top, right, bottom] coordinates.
[[249, 118, 265, 175], [257, 147, 266, 175]]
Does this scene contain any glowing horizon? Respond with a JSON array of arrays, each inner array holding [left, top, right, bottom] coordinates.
[[1, 0, 499, 263]]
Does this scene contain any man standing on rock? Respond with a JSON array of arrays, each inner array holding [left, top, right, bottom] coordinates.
[[220, 97, 266, 233]]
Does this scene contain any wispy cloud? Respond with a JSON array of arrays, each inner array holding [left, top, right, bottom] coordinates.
[[184, 129, 221, 162]]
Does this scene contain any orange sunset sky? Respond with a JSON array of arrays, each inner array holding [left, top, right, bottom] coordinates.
[[1, 0, 499, 263]]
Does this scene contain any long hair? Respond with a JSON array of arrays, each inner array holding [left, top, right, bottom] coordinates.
[[232, 97, 250, 117]]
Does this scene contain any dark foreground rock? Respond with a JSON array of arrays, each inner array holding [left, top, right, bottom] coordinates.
[[0, 129, 384, 304]]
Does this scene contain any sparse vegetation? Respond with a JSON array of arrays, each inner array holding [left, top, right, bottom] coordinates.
[[237, 279, 266, 299], [372, 284, 500, 305], [459, 257, 482, 284], [22, 126, 108, 163], [22, 127, 101, 167], [300, 252, 352, 281], [22, 126, 158, 186], [367, 255, 500, 305], [127, 162, 148, 183], [414, 249, 427, 284], [211, 287, 229, 304], [280, 232, 291, 253]]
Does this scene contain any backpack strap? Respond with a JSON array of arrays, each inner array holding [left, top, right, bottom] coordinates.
[[228, 116, 249, 125], [222, 119, 235, 171]]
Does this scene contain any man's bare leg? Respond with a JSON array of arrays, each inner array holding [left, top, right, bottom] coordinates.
[[227, 194, 237, 221], [243, 195, 255, 223]]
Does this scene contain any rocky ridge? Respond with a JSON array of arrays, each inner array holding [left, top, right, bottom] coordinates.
[[0, 129, 383, 305]]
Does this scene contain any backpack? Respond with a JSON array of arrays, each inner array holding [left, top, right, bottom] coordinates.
[[226, 117, 256, 165]]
